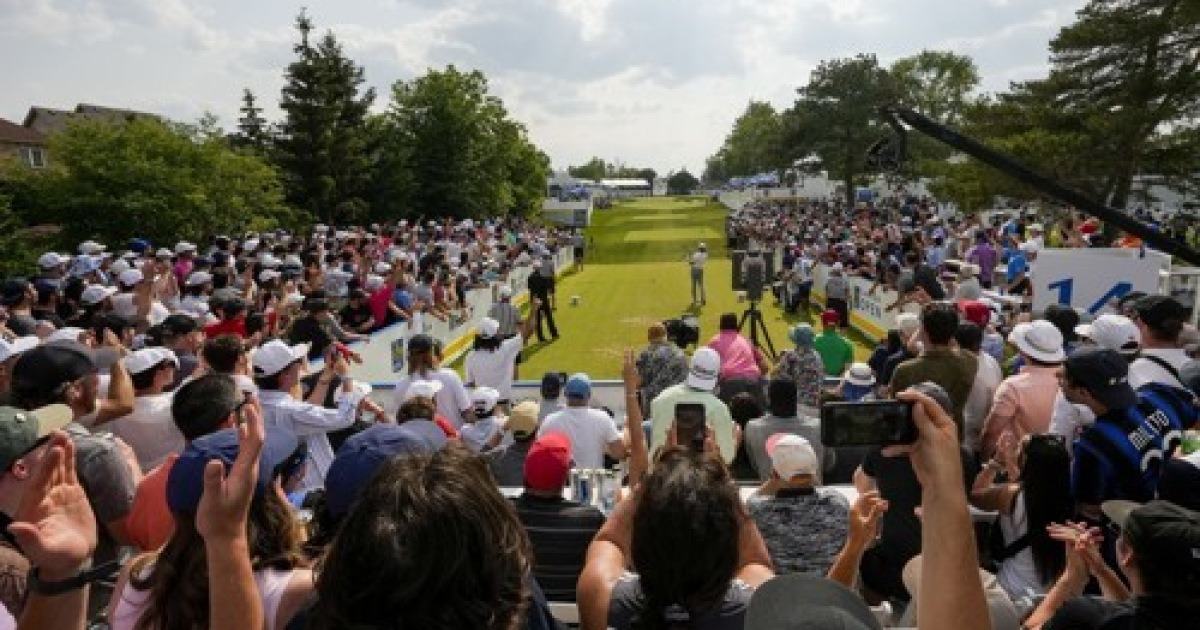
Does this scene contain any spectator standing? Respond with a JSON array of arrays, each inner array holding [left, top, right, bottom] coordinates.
[[771, 323, 824, 409], [634, 323, 688, 413], [748, 434, 850, 576], [108, 348, 185, 473], [825, 263, 850, 327], [1048, 314, 1140, 443], [486, 286, 521, 338], [967, 234, 998, 289], [649, 348, 739, 464], [539, 374, 625, 469], [957, 322, 1003, 456], [159, 314, 202, 389], [813, 310, 854, 377], [464, 306, 537, 404], [891, 301, 979, 435], [1127, 295, 1189, 389], [538, 372, 565, 422], [981, 321, 1065, 457]]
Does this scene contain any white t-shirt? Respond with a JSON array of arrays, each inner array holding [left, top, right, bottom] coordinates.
[[1048, 390, 1094, 443], [108, 392, 185, 473], [464, 337, 524, 399], [964, 352, 1002, 455], [539, 406, 621, 469], [394, 368, 472, 427], [460, 416, 501, 453], [1128, 348, 1190, 389], [690, 251, 708, 270]]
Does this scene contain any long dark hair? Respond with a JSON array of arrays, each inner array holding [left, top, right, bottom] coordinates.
[[1019, 434, 1072, 585], [312, 448, 531, 629], [129, 488, 304, 630], [631, 448, 741, 629]]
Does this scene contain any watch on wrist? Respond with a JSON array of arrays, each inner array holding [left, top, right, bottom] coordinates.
[[27, 561, 117, 596]]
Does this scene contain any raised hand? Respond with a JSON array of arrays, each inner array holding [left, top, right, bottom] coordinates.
[[848, 490, 889, 542], [8, 432, 97, 579], [622, 349, 640, 390], [195, 400, 264, 543]]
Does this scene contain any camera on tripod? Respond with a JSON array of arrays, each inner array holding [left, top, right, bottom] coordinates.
[[731, 249, 772, 302]]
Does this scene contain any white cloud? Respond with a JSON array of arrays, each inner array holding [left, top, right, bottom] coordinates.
[[0, 0, 1089, 174]]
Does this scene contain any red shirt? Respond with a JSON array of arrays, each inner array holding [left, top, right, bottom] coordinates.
[[204, 316, 247, 338]]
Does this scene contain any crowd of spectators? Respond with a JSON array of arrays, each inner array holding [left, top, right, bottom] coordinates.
[[1, 198, 1199, 630]]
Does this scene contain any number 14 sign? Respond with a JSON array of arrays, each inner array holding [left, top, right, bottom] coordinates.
[[1031, 248, 1168, 314]]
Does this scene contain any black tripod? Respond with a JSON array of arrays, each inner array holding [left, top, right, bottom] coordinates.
[[738, 300, 776, 360]]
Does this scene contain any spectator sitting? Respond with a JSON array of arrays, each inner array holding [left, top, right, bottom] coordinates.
[[635, 323, 688, 413], [727, 392, 765, 481], [745, 378, 825, 482], [484, 400, 541, 486], [395, 380, 459, 439], [108, 425, 313, 630], [708, 312, 769, 405], [748, 434, 850, 576], [108, 348, 185, 473], [771, 323, 825, 409], [814, 309, 855, 377], [538, 372, 565, 421], [880, 312, 921, 388], [980, 320, 1065, 458], [834, 362, 876, 402], [510, 431, 605, 602], [392, 334, 473, 428], [338, 288, 376, 334], [577, 448, 774, 629], [461, 386, 503, 453], [649, 348, 739, 463], [540, 373, 626, 470], [159, 313, 202, 389]]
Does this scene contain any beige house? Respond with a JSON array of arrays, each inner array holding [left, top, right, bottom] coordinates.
[[0, 117, 47, 168]]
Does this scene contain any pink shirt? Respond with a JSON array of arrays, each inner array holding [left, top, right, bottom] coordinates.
[[980, 364, 1061, 457], [707, 331, 762, 380]]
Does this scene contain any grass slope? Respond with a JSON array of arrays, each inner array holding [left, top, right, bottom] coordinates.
[[488, 197, 871, 380]]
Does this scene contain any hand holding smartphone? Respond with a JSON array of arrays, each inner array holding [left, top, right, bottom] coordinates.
[[673, 403, 707, 452], [820, 400, 918, 447]]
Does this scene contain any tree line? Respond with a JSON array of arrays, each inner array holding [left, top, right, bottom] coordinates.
[[0, 10, 550, 273], [703, 0, 1199, 212]]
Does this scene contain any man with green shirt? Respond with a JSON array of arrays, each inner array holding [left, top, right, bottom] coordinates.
[[813, 309, 854, 377]]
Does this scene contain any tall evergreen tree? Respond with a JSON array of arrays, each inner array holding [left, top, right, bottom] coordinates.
[[236, 88, 269, 151], [276, 10, 376, 224]]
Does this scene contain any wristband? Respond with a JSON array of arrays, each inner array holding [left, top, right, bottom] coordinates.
[[28, 561, 118, 596]]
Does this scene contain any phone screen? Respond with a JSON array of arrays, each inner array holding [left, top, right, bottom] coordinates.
[[674, 403, 707, 451], [820, 401, 917, 447]]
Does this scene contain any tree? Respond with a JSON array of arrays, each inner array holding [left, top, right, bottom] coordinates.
[[704, 101, 785, 181], [569, 157, 608, 181], [236, 88, 269, 151], [785, 54, 898, 207], [275, 10, 376, 225], [889, 51, 980, 126], [3, 118, 294, 247], [667, 170, 700, 195], [379, 65, 549, 219]]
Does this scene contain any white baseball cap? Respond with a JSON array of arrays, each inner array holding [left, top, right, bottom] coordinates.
[[155, 248, 173, 259], [118, 269, 144, 287], [80, 284, 117, 306], [374, 262, 393, 274], [1075, 314, 1140, 354], [185, 271, 213, 287], [843, 362, 876, 387], [1008, 320, 1065, 363], [0, 336, 39, 363], [175, 241, 197, 254], [109, 259, 132, 276], [45, 327, 88, 345], [686, 347, 721, 391], [258, 269, 281, 283], [499, 286, 513, 299], [478, 318, 500, 339], [78, 240, 106, 255], [123, 347, 179, 376], [364, 275, 385, 292], [471, 386, 500, 411], [403, 379, 443, 401], [37, 252, 66, 269], [767, 434, 819, 480], [251, 340, 310, 377]]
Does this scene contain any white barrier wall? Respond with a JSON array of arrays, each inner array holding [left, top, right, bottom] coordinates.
[[808, 265, 904, 341]]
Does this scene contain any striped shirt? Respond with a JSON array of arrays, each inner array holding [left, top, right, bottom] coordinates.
[[488, 301, 522, 337]]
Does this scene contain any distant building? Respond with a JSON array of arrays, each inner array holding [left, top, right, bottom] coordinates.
[[0, 118, 47, 168], [23, 103, 161, 136]]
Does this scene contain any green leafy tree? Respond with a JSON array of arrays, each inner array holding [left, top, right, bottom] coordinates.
[[889, 51, 980, 126], [4, 118, 294, 247], [381, 65, 548, 219], [705, 101, 785, 180], [568, 157, 608, 181], [667, 169, 700, 195], [786, 54, 898, 207], [276, 10, 376, 225], [1041, 0, 1200, 207]]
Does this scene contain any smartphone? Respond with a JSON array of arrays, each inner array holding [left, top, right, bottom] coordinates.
[[674, 403, 707, 452], [820, 400, 917, 447]]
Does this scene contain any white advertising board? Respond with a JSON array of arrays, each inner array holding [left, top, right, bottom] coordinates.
[[1030, 248, 1169, 315]]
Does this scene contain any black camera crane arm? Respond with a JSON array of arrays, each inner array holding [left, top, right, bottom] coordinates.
[[878, 105, 1200, 267]]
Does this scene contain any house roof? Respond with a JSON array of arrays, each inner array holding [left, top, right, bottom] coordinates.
[[0, 117, 46, 145], [23, 103, 160, 135]]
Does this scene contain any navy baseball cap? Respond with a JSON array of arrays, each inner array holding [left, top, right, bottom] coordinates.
[[166, 426, 299, 513], [564, 373, 591, 399], [324, 421, 447, 518]]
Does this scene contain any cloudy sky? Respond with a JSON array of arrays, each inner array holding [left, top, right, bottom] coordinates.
[[0, 0, 1087, 175]]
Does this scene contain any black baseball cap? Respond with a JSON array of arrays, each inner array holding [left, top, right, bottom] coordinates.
[[540, 372, 565, 398], [407, 334, 435, 354], [1102, 499, 1200, 592], [10, 342, 97, 409], [1063, 348, 1137, 410], [161, 313, 200, 337], [1134, 295, 1187, 328]]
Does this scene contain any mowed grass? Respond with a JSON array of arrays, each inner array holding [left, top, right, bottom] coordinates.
[[502, 197, 873, 380]]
